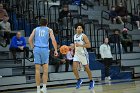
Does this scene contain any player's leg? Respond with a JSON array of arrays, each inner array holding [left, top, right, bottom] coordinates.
[[84, 64, 92, 80], [73, 61, 80, 80], [73, 61, 83, 89], [41, 64, 48, 93], [84, 64, 95, 89], [35, 64, 41, 93], [81, 53, 94, 90], [40, 48, 49, 93], [34, 47, 41, 93], [42, 64, 48, 84]]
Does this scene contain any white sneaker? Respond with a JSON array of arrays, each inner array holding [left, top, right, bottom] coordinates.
[[41, 88, 47, 93], [138, 27, 140, 30], [107, 76, 111, 80], [105, 76, 111, 81], [0, 76, 2, 78]]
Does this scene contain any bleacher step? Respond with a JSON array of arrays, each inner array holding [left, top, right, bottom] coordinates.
[[121, 59, 140, 67], [0, 76, 26, 86], [121, 53, 140, 60]]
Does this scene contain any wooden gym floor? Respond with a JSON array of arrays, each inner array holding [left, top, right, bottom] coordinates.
[[1, 79, 140, 93]]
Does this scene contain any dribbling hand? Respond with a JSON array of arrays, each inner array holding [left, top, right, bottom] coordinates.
[[54, 51, 58, 57]]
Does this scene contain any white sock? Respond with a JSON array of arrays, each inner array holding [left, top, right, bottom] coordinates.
[[37, 86, 40, 91], [43, 84, 46, 89]]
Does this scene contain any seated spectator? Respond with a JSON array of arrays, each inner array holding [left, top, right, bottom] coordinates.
[[131, 13, 140, 29], [58, 4, 70, 22], [115, 2, 128, 24], [109, 6, 118, 24], [121, 28, 133, 53], [49, 44, 66, 73], [58, 4, 70, 29], [0, 4, 8, 21], [9, 32, 29, 64], [109, 29, 122, 53], [65, 43, 74, 72], [0, 15, 11, 44]]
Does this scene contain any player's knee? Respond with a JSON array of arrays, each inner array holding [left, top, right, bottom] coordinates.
[[43, 70, 48, 74], [73, 66, 77, 71], [35, 68, 40, 73], [35, 69, 40, 74], [84, 65, 90, 70]]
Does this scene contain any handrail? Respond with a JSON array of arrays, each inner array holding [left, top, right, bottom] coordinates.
[[101, 10, 110, 28], [124, 21, 133, 31], [48, 5, 60, 23], [0, 50, 34, 75], [101, 10, 110, 20], [84, 22, 94, 50], [136, 4, 140, 15], [96, 28, 108, 58]]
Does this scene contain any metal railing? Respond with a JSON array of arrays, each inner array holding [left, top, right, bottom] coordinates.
[[96, 28, 108, 57], [0, 50, 33, 75], [48, 5, 60, 23]]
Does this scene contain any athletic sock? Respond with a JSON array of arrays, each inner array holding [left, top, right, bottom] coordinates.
[[37, 86, 40, 91], [43, 84, 46, 89]]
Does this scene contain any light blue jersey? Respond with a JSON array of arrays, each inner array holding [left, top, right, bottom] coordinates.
[[34, 26, 49, 48], [33, 26, 50, 64]]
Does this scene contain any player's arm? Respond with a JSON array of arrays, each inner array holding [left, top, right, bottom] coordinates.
[[69, 43, 75, 49], [76, 34, 91, 48], [49, 29, 58, 55], [28, 29, 35, 49], [83, 34, 91, 48]]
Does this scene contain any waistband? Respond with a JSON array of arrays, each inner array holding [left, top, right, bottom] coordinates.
[[34, 46, 48, 48]]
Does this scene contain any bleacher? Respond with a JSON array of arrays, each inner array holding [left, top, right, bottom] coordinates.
[[0, 0, 140, 91]]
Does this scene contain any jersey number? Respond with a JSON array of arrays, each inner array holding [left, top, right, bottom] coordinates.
[[39, 30, 45, 37]]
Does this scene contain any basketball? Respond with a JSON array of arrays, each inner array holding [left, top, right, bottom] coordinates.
[[60, 45, 69, 54]]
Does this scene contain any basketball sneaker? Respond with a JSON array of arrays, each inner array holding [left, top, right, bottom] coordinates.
[[76, 79, 83, 89], [41, 88, 47, 93], [89, 81, 95, 90], [105, 76, 111, 81], [107, 76, 111, 80]]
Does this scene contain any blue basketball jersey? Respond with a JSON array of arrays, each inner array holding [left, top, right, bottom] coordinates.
[[34, 26, 49, 48]]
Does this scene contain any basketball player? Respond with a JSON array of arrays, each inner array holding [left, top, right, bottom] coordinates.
[[73, 23, 94, 89], [28, 18, 58, 93]]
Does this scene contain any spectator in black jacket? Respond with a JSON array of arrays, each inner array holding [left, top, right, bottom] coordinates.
[[58, 4, 70, 30], [115, 2, 128, 24], [109, 29, 123, 53], [121, 28, 133, 53], [58, 4, 70, 23]]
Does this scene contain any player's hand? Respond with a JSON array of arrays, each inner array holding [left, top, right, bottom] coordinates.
[[75, 43, 83, 47], [18, 46, 24, 50], [54, 51, 58, 57], [31, 45, 34, 49]]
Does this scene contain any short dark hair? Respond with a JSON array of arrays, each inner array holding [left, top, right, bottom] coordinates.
[[113, 29, 120, 33], [40, 18, 47, 26], [74, 22, 85, 30]]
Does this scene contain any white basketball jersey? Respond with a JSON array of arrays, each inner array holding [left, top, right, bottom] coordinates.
[[74, 33, 88, 54]]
